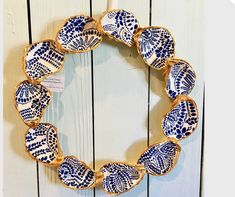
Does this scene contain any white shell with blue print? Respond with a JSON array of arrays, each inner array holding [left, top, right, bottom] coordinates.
[[56, 15, 102, 53], [138, 140, 180, 175], [136, 27, 175, 69], [100, 9, 139, 46], [162, 96, 198, 140], [58, 156, 96, 189], [24, 40, 64, 82], [15, 80, 51, 126], [25, 123, 61, 164], [101, 163, 145, 195], [166, 59, 196, 99]]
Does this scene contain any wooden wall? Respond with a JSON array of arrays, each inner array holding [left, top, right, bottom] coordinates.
[[3, 0, 204, 196]]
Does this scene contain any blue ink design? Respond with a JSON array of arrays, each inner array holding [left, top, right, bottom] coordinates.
[[25, 123, 58, 164], [101, 163, 142, 195], [138, 141, 180, 175], [24, 40, 64, 81], [166, 60, 196, 99], [15, 80, 51, 125], [58, 156, 96, 189], [101, 10, 139, 46], [162, 98, 198, 140], [57, 15, 102, 52], [137, 27, 175, 69]]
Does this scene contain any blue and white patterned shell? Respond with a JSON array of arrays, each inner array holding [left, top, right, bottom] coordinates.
[[58, 156, 96, 189], [56, 15, 102, 53], [24, 40, 64, 82], [166, 60, 196, 99], [136, 27, 175, 69], [100, 9, 139, 46], [138, 140, 180, 175], [25, 123, 60, 164], [101, 163, 144, 195], [15, 80, 51, 126], [162, 96, 198, 140]]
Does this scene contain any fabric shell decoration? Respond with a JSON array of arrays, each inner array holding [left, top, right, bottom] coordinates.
[[15, 80, 51, 127], [100, 9, 139, 47], [137, 140, 181, 176], [165, 59, 196, 99], [23, 40, 64, 83], [135, 27, 175, 69], [25, 123, 63, 165], [100, 162, 145, 195], [58, 156, 96, 190], [56, 15, 102, 53], [162, 95, 198, 140]]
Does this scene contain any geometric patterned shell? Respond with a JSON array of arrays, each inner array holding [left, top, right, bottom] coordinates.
[[137, 140, 181, 176], [165, 59, 196, 99], [58, 156, 96, 190], [15, 80, 51, 127], [24, 40, 64, 82], [135, 27, 175, 69], [162, 96, 198, 140], [100, 163, 145, 195], [25, 123, 61, 165], [56, 15, 102, 53], [100, 9, 139, 47]]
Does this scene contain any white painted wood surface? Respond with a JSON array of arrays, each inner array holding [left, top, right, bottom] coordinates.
[[92, 1, 150, 196], [3, 0, 203, 197], [3, 0, 38, 196], [149, 1, 203, 197], [29, 1, 93, 196]]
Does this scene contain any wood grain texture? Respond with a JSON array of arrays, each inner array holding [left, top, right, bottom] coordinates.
[[29, 0, 94, 196], [149, 0, 204, 197], [3, 0, 203, 196], [3, 0, 38, 196], [91, 1, 150, 196]]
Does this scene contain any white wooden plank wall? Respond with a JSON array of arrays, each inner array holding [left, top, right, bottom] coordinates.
[[29, 1, 94, 196], [3, 0, 204, 197], [92, 1, 150, 196], [3, 0, 38, 196], [149, 1, 204, 197]]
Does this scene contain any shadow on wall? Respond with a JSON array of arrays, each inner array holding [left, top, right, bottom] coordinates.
[[4, 16, 196, 196], [118, 38, 186, 182], [3, 16, 67, 162], [3, 43, 34, 162], [3, 16, 66, 162]]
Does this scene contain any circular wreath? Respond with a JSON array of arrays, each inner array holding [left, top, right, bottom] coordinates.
[[14, 9, 198, 196]]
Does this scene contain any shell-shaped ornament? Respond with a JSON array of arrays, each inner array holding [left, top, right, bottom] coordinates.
[[25, 123, 63, 165], [100, 9, 139, 46], [138, 140, 181, 176], [56, 15, 102, 53], [135, 26, 175, 69], [58, 156, 97, 190], [162, 95, 199, 140], [164, 59, 196, 99], [23, 40, 65, 83], [100, 162, 145, 195], [15, 80, 51, 126]]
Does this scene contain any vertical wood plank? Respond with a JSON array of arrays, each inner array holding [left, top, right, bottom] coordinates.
[[29, 0, 94, 196], [149, 0, 204, 197], [3, 0, 38, 196], [91, 1, 150, 196], [4, 1, 204, 197]]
